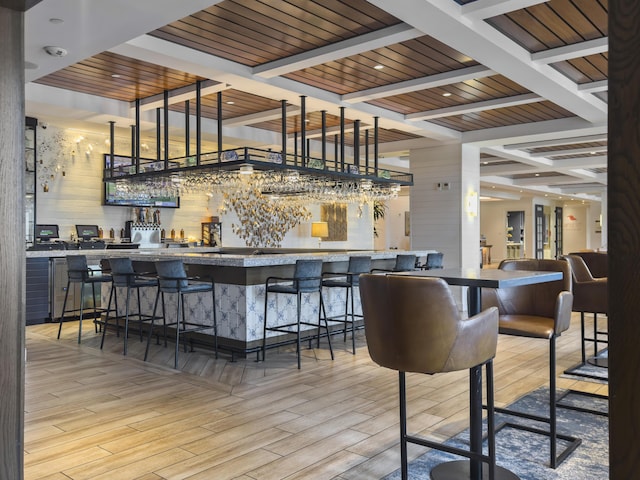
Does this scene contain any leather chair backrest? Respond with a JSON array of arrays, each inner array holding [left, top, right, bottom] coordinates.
[[563, 255, 595, 283], [568, 251, 608, 278], [66, 255, 89, 282], [293, 259, 323, 292], [155, 260, 188, 291], [394, 254, 416, 272], [484, 258, 571, 320], [360, 274, 498, 374], [109, 257, 135, 287]]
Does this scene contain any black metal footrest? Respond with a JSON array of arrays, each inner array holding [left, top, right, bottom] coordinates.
[[493, 408, 582, 468], [556, 389, 608, 417]]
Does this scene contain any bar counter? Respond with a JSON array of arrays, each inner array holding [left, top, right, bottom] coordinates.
[[27, 247, 433, 356]]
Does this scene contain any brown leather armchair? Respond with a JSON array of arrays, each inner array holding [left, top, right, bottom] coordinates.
[[569, 251, 608, 278], [481, 258, 580, 468], [563, 254, 608, 365], [360, 274, 500, 480]]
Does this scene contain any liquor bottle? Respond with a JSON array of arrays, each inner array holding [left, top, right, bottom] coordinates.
[[109, 228, 115, 239], [170, 229, 175, 239], [180, 228, 185, 239], [98, 227, 103, 238]]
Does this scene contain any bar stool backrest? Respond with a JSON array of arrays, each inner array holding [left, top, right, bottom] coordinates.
[[109, 257, 135, 287], [66, 255, 90, 282], [155, 260, 189, 291], [347, 256, 371, 286], [394, 254, 416, 272], [425, 252, 444, 269], [294, 259, 323, 292]]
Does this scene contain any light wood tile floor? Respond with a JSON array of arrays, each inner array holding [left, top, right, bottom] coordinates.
[[25, 313, 607, 479]]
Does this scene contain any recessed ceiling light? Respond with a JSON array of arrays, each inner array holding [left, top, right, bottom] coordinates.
[[111, 74, 121, 78], [535, 173, 540, 176], [374, 65, 384, 70], [590, 151, 597, 155], [442, 92, 452, 97], [483, 161, 489, 165], [226, 101, 235, 105]]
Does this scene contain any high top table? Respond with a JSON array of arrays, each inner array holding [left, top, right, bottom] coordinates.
[[392, 268, 563, 480]]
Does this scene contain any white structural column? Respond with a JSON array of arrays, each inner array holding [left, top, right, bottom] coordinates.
[[0, 5, 26, 479], [409, 143, 481, 271]]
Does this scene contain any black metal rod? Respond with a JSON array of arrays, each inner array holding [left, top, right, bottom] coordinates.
[[185, 99, 190, 157], [163, 90, 169, 169], [334, 134, 339, 171], [130, 125, 135, 170], [365, 129, 369, 174], [109, 121, 115, 178], [354, 119, 360, 168], [196, 80, 202, 165], [135, 99, 140, 174], [300, 95, 306, 167], [294, 132, 298, 166], [374, 116, 379, 176], [156, 108, 161, 162], [281, 100, 287, 160], [217, 91, 223, 163], [340, 106, 345, 172], [321, 110, 326, 164]]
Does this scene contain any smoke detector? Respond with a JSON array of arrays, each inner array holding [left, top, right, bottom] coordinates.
[[43, 46, 68, 57]]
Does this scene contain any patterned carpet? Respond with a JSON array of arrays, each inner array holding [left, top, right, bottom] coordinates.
[[384, 388, 609, 479], [563, 349, 608, 383]]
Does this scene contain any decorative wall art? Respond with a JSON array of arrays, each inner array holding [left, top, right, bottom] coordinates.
[[220, 186, 311, 247], [321, 203, 348, 241]]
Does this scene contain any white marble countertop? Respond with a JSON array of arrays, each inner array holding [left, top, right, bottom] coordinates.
[[27, 247, 434, 267]]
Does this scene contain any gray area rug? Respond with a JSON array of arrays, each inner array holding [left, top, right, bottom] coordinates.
[[563, 349, 608, 383], [384, 388, 609, 480]]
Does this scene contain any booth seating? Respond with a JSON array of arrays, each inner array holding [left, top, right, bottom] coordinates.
[[321, 256, 371, 354], [100, 257, 158, 356], [482, 258, 581, 468], [145, 260, 218, 369], [563, 254, 609, 366], [360, 274, 500, 480], [56, 255, 112, 344], [262, 259, 333, 369]]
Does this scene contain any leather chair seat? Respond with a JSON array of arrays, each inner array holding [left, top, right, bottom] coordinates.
[[499, 314, 556, 339]]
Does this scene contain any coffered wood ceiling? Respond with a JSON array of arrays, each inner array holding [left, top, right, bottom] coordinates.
[[25, 0, 608, 202]]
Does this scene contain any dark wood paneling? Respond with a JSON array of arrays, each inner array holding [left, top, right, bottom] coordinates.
[[609, 0, 640, 477], [0, 6, 25, 480], [527, 141, 607, 154], [552, 53, 608, 83]]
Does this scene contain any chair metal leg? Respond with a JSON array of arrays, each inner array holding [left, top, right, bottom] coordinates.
[[123, 286, 132, 356], [262, 289, 269, 362], [212, 286, 218, 359], [175, 293, 182, 369], [145, 287, 161, 361], [580, 312, 586, 364], [320, 293, 334, 360], [349, 285, 356, 354], [100, 283, 116, 349], [399, 371, 408, 480], [296, 291, 302, 369], [77, 281, 87, 344], [485, 360, 496, 480], [57, 279, 72, 340]]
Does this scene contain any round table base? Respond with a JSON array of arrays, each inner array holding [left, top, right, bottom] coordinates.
[[587, 356, 608, 368], [431, 460, 520, 480]]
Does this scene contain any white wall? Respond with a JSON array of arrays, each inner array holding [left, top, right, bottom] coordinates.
[[373, 194, 410, 250]]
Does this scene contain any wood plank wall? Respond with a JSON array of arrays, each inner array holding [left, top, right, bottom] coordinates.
[[0, 5, 25, 479], [609, 0, 640, 478]]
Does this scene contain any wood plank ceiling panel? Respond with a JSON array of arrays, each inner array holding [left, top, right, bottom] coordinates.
[[551, 53, 608, 83], [284, 36, 477, 94], [34, 52, 203, 102], [150, 0, 400, 67], [527, 141, 607, 154], [168, 89, 284, 121], [487, 0, 608, 53], [427, 101, 574, 131], [368, 74, 530, 114]]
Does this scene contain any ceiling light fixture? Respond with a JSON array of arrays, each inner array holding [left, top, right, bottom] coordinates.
[[374, 65, 384, 70], [442, 92, 452, 97]]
